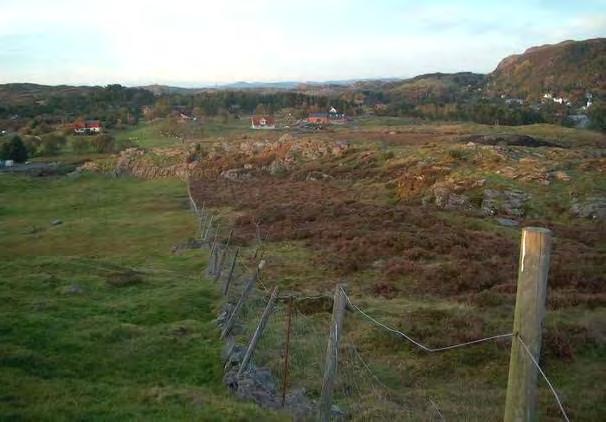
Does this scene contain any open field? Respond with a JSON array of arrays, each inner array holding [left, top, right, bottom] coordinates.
[[0, 173, 285, 420]]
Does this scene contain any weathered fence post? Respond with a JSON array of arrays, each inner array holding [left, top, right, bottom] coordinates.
[[237, 286, 279, 376], [281, 295, 294, 407], [223, 247, 240, 297], [187, 181, 198, 215], [504, 227, 552, 422], [221, 268, 259, 339], [215, 229, 233, 281], [319, 284, 347, 422], [203, 215, 214, 242]]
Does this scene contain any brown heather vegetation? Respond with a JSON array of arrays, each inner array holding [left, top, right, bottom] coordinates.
[[189, 133, 606, 308]]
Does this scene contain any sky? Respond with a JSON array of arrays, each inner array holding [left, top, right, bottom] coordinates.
[[0, 0, 605, 86]]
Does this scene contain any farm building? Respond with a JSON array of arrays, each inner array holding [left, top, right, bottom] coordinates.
[[251, 115, 276, 129], [307, 113, 329, 124], [328, 106, 345, 122], [73, 120, 102, 135]]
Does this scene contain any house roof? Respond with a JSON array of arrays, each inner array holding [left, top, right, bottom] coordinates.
[[73, 120, 101, 129], [86, 120, 101, 128], [251, 115, 275, 125]]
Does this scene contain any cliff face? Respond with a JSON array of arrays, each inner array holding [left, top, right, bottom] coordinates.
[[487, 38, 606, 101]]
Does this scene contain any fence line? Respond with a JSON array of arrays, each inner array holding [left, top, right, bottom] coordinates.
[[187, 182, 571, 421]]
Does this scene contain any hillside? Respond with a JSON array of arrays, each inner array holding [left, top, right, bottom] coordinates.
[[487, 38, 606, 101], [384, 72, 486, 102], [0, 83, 98, 105]]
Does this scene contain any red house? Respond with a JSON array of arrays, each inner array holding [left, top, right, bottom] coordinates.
[[307, 113, 329, 124], [251, 115, 275, 129], [73, 120, 102, 135]]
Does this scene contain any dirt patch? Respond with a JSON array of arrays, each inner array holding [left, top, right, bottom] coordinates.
[[461, 134, 562, 148], [106, 269, 144, 287]]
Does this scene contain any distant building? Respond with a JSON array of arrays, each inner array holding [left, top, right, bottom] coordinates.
[[307, 113, 330, 125], [73, 120, 102, 135], [328, 107, 346, 124], [251, 115, 276, 129], [178, 112, 197, 122]]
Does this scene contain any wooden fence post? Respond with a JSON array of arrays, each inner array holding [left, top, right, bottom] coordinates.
[[203, 215, 214, 242], [223, 248, 240, 296], [221, 269, 259, 339], [215, 230, 233, 281], [504, 227, 552, 422], [237, 286, 279, 376], [319, 284, 347, 422], [187, 181, 198, 215]]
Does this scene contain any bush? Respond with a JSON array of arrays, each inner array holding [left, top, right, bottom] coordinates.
[[39, 133, 67, 156], [22, 136, 42, 156], [91, 134, 116, 153], [0, 135, 28, 162], [70, 137, 91, 154], [588, 102, 606, 132]]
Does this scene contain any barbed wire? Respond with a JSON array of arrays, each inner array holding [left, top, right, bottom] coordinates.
[[517, 335, 570, 422], [343, 288, 512, 353]]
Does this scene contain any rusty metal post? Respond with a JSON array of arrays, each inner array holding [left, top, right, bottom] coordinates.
[[281, 296, 294, 407]]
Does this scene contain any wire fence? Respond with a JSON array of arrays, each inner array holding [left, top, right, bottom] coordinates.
[[187, 188, 571, 421]]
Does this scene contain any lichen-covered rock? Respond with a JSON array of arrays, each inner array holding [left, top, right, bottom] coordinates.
[[224, 367, 314, 419], [220, 168, 252, 181], [481, 189, 529, 217], [570, 197, 606, 220], [224, 367, 279, 408]]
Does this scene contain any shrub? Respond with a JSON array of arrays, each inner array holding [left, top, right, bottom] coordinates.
[[22, 135, 42, 156], [70, 137, 91, 154], [39, 133, 67, 156], [0, 135, 28, 162], [91, 134, 116, 153]]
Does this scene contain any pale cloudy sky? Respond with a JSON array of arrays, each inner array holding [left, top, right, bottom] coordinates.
[[0, 0, 605, 86]]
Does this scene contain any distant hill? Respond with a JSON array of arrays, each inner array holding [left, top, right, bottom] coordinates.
[[487, 38, 606, 101], [383, 72, 486, 102], [138, 80, 357, 95], [0, 83, 97, 105]]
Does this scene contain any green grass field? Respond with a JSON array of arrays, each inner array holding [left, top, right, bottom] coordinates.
[[113, 122, 177, 149], [0, 173, 284, 420]]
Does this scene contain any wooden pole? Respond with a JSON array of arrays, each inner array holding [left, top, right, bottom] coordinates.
[[212, 244, 221, 277], [221, 269, 258, 339], [210, 225, 220, 252], [504, 227, 552, 422], [319, 284, 347, 422], [198, 215, 206, 239], [215, 229, 233, 281], [238, 286, 279, 376], [203, 215, 214, 242], [187, 181, 198, 215], [281, 296, 294, 407], [223, 247, 240, 297], [208, 231, 219, 276]]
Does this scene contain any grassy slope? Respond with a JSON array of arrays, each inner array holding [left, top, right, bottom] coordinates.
[[114, 122, 177, 149], [0, 174, 284, 420]]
